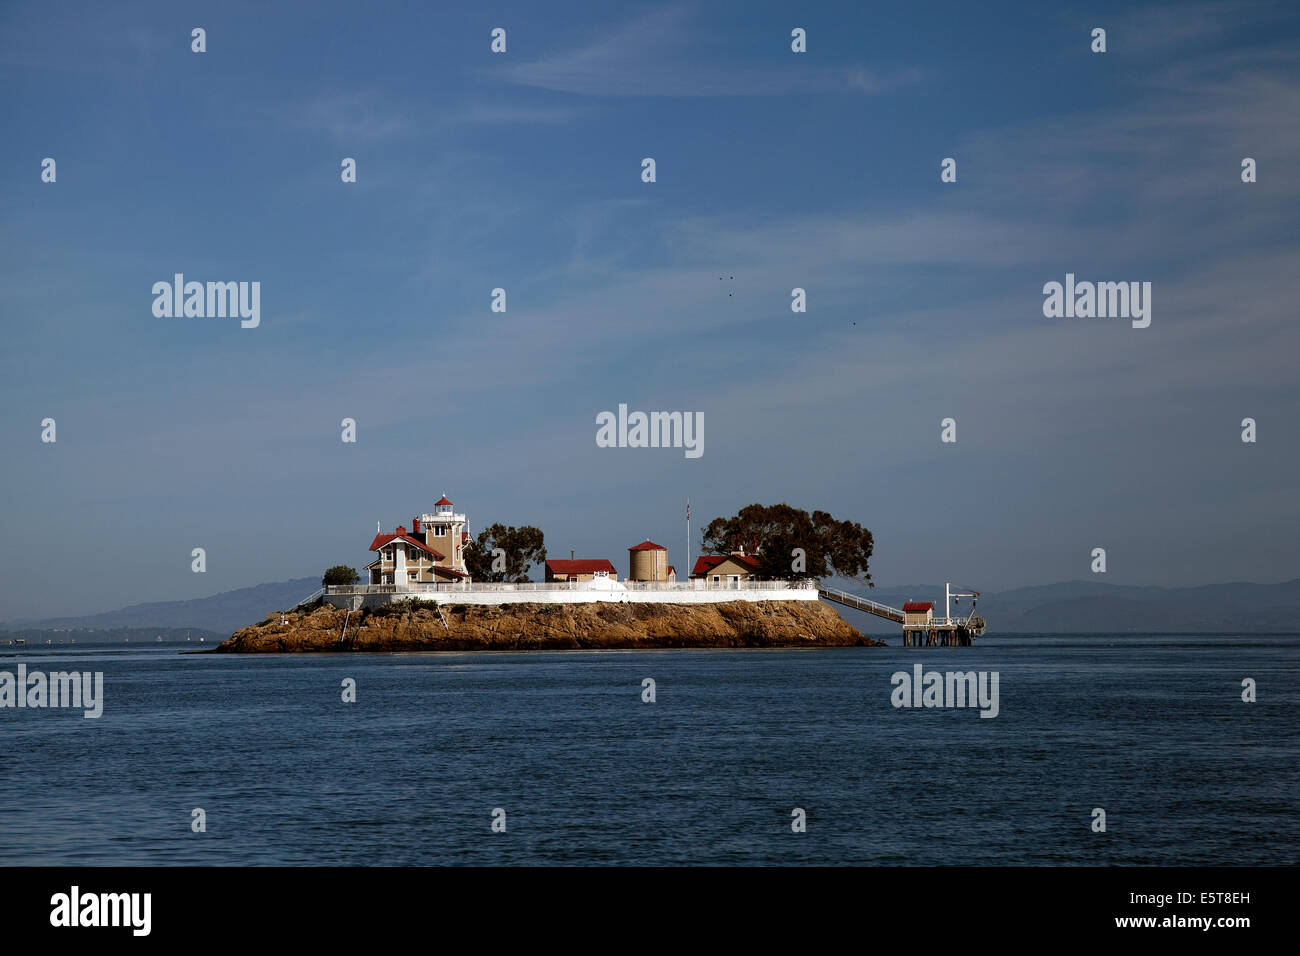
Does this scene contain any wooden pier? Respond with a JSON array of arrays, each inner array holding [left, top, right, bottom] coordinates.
[[900, 624, 976, 647]]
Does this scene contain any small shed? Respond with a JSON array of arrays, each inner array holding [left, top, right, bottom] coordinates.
[[902, 601, 934, 627]]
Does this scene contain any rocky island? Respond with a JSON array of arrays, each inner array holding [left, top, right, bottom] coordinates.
[[214, 599, 883, 653]]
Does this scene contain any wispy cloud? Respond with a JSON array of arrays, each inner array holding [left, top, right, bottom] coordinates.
[[452, 103, 589, 124], [494, 6, 921, 97], [0, 6, 166, 74], [280, 93, 586, 142], [285, 91, 413, 142], [1095, 1, 1295, 57]]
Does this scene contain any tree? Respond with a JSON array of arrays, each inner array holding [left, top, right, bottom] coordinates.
[[322, 565, 360, 587], [463, 524, 547, 583], [701, 503, 873, 585]]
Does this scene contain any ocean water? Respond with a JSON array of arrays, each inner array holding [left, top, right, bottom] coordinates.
[[1, 634, 1296, 866]]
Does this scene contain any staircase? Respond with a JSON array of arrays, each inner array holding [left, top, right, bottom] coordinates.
[[288, 587, 325, 611], [817, 586, 905, 623]]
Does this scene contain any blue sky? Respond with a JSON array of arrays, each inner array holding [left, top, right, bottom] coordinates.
[[2, 0, 1298, 618]]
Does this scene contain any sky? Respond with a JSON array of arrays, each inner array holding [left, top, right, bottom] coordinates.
[[1, 0, 1298, 619]]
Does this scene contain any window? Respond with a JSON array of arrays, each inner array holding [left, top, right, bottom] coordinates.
[[383, 548, 394, 560], [408, 571, 417, 581]]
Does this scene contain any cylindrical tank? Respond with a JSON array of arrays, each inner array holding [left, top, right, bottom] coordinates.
[[628, 542, 667, 581]]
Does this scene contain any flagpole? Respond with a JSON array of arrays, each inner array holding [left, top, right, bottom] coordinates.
[[685, 497, 691, 581]]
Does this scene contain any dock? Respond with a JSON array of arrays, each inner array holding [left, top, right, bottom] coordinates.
[[818, 583, 986, 646]]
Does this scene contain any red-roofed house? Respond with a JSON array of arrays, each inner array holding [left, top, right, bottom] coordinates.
[[545, 559, 618, 583], [690, 552, 762, 587], [366, 494, 471, 585]]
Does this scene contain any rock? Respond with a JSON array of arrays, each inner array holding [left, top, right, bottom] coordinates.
[[213, 600, 885, 653]]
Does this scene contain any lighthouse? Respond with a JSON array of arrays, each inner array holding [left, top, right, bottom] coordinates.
[[419, 494, 469, 572]]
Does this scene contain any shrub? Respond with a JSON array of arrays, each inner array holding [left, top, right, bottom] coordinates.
[[322, 565, 360, 587], [372, 597, 423, 617]]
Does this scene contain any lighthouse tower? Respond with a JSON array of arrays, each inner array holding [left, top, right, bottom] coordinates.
[[419, 494, 469, 573]]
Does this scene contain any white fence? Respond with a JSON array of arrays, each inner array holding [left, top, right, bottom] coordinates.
[[321, 578, 819, 608], [326, 579, 815, 596]]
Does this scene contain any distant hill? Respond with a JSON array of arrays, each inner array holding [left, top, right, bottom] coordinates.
[[5, 578, 320, 636], [0, 626, 226, 644], [5, 577, 1299, 638], [838, 580, 1300, 633]]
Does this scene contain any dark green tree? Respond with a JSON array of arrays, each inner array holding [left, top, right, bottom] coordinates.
[[463, 524, 547, 583], [701, 503, 873, 585], [322, 565, 360, 587]]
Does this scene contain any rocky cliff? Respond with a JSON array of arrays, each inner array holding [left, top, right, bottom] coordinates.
[[214, 599, 883, 653]]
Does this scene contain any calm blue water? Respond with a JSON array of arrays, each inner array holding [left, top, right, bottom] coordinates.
[[2, 634, 1297, 865]]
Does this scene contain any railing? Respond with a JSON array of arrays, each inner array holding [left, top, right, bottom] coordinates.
[[288, 587, 326, 609], [816, 586, 905, 622], [325, 580, 805, 596], [898, 615, 986, 630]]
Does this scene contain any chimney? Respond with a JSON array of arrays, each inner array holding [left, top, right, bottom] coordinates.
[[412, 517, 421, 535], [396, 525, 406, 536], [571, 550, 575, 560]]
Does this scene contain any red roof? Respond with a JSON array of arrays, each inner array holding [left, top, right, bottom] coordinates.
[[691, 553, 760, 576], [902, 602, 933, 613], [435, 496, 453, 506], [434, 566, 468, 578], [547, 559, 617, 575], [629, 540, 666, 551], [368, 531, 446, 560]]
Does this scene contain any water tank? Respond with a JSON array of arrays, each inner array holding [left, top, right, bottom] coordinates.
[[628, 541, 667, 581]]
